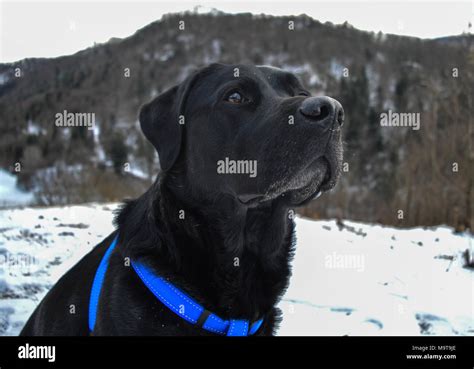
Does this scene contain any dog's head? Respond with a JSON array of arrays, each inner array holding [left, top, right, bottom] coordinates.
[[139, 63, 343, 206]]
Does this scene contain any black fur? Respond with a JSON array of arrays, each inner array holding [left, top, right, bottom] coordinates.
[[21, 63, 343, 336]]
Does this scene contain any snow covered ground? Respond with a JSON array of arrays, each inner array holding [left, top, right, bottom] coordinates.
[[0, 203, 472, 336]]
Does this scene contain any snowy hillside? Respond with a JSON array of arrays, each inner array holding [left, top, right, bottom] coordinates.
[[0, 170, 34, 208], [0, 203, 472, 336]]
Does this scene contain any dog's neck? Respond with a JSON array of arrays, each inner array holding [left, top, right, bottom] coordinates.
[[117, 173, 295, 322]]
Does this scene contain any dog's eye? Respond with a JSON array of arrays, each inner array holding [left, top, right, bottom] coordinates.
[[225, 91, 248, 104], [298, 91, 310, 97]]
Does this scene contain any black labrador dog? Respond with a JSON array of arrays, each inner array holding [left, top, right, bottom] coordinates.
[[21, 63, 343, 336]]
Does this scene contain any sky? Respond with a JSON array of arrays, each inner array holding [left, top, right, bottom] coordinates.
[[0, 0, 472, 63]]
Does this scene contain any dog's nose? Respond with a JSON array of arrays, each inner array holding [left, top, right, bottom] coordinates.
[[299, 96, 344, 128]]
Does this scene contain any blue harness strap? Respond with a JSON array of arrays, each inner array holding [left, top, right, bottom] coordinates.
[[88, 235, 264, 336], [88, 234, 119, 332], [227, 319, 249, 336]]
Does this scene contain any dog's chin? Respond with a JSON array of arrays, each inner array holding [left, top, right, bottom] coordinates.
[[238, 156, 340, 207], [281, 157, 334, 206]]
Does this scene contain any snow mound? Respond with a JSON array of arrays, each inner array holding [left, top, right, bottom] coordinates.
[[0, 170, 34, 208]]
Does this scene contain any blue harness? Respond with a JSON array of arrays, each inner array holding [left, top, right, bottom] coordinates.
[[88, 235, 264, 336]]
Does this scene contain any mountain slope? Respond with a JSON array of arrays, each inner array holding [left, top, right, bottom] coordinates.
[[0, 12, 472, 228]]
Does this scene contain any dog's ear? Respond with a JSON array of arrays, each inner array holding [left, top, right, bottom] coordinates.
[[139, 73, 199, 172]]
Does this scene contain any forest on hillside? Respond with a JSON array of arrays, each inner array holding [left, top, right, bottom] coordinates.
[[0, 11, 472, 230]]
